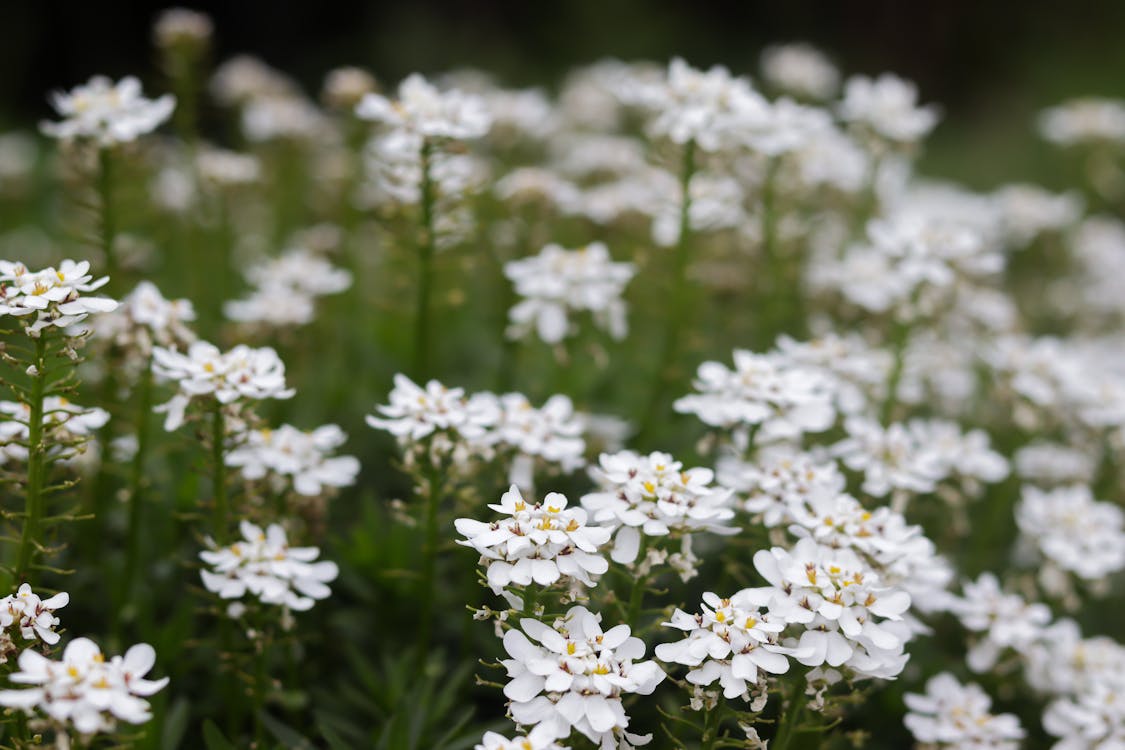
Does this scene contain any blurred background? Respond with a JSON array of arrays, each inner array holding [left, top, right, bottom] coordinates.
[[4, 0, 1125, 188]]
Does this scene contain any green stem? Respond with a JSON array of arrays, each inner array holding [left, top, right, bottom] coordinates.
[[413, 139, 437, 379], [880, 320, 911, 425], [14, 336, 48, 583], [253, 634, 270, 748], [211, 405, 229, 543], [700, 698, 722, 750], [119, 360, 154, 612], [773, 679, 808, 750], [416, 459, 442, 657], [638, 139, 696, 443], [97, 147, 118, 284]]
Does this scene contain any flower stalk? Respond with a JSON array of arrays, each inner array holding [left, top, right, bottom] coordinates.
[[413, 139, 437, 379], [97, 147, 118, 284], [211, 404, 229, 543], [14, 335, 49, 584]]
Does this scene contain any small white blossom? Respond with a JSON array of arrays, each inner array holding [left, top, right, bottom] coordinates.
[[581, 451, 736, 564], [903, 672, 1024, 749], [0, 259, 118, 334], [655, 591, 791, 701], [40, 76, 175, 145], [199, 520, 338, 611], [356, 73, 490, 140], [455, 485, 610, 593], [504, 243, 635, 344], [89, 281, 195, 358], [152, 341, 295, 431], [0, 584, 69, 653], [839, 73, 939, 144], [0, 637, 168, 735], [760, 43, 839, 100], [226, 424, 360, 496], [1016, 485, 1125, 582], [1039, 97, 1125, 146], [948, 572, 1052, 672], [0, 397, 109, 466], [502, 606, 665, 748]]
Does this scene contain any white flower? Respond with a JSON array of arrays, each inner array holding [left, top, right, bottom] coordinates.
[[226, 424, 360, 496], [475, 393, 587, 479], [760, 43, 839, 100], [455, 485, 609, 593], [240, 95, 328, 143], [907, 419, 1009, 490], [89, 281, 195, 356], [504, 243, 635, 344], [674, 348, 836, 443], [224, 246, 351, 328], [625, 58, 768, 152], [655, 591, 791, 701], [196, 148, 261, 186], [1016, 485, 1125, 582], [832, 417, 947, 498], [356, 73, 490, 140], [717, 446, 845, 528], [476, 726, 565, 750], [903, 673, 1024, 749], [152, 341, 295, 431], [749, 538, 912, 676], [838, 74, 938, 144], [0, 584, 69, 648], [367, 374, 497, 452], [199, 521, 338, 611], [0, 397, 109, 466], [1038, 97, 1125, 146], [40, 76, 175, 145], [581, 451, 736, 564], [1043, 682, 1125, 750], [502, 606, 664, 748], [153, 8, 213, 48], [948, 572, 1052, 672], [1022, 619, 1125, 698], [0, 637, 168, 735], [0, 259, 118, 334]]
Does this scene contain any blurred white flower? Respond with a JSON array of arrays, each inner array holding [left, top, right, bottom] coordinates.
[[839, 73, 938, 144], [226, 424, 360, 496], [200, 520, 338, 611], [948, 572, 1052, 672], [89, 281, 195, 359], [40, 76, 175, 145], [1039, 97, 1125, 146], [1016, 484, 1125, 582], [903, 673, 1024, 749], [356, 73, 490, 140], [152, 341, 294, 431], [760, 43, 840, 100], [0, 397, 109, 466], [504, 242, 635, 344]]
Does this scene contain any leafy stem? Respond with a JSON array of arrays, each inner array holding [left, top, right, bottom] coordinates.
[[14, 335, 49, 584]]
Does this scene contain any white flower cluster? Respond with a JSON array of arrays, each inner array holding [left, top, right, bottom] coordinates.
[[1015, 484, 1125, 584], [502, 606, 665, 749], [456, 485, 609, 593], [0, 637, 167, 735], [838, 73, 939, 145], [200, 520, 339, 612], [504, 242, 636, 344], [655, 591, 791, 702], [226, 423, 360, 497], [760, 43, 840, 100], [368, 375, 586, 482], [0, 259, 118, 334], [747, 537, 913, 679], [152, 341, 295, 431], [0, 584, 69, 654], [832, 417, 1008, 500], [224, 246, 352, 328], [357, 73, 491, 141], [40, 76, 175, 145], [948, 572, 1052, 673], [674, 347, 837, 444], [1038, 97, 1125, 147], [903, 673, 1024, 749], [0, 397, 109, 466], [580, 450, 736, 564], [89, 280, 196, 358]]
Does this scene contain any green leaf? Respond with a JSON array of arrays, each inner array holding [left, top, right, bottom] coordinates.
[[202, 720, 237, 750]]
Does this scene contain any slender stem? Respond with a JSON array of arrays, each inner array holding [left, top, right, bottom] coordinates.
[[880, 320, 911, 425], [625, 537, 649, 624], [413, 139, 437, 379], [97, 147, 118, 283], [211, 405, 229, 543], [700, 698, 722, 750], [416, 458, 442, 657], [773, 679, 808, 750], [522, 585, 539, 620], [253, 633, 270, 748], [14, 336, 48, 583], [119, 359, 154, 610], [638, 139, 696, 442]]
